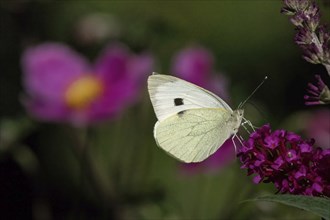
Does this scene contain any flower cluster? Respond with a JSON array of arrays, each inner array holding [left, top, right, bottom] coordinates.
[[281, 0, 330, 106], [304, 74, 330, 105], [237, 124, 330, 197], [281, 0, 330, 68], [22, 42, 153, 126]]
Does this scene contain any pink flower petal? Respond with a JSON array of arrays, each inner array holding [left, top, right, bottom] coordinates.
[[22, 43, 91, 103], [21, 42, 154, 125], [171, 46, 214, 87], [94, 43, 131, 82], [87, 79, 138, 122], [180, 139, 235, 174], [23, 98, 70, 122]]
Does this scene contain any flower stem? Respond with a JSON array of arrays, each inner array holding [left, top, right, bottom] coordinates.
[[71, 127, 122, 219]]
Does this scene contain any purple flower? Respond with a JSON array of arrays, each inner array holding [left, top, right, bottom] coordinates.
[[318, 25, 330, 46], [281, 0, 309, 14], [302, 43, 323, 64], [290, 11, 305, 27], [282, 0, 330, 70], [172, 46, 213, 87], [22, 42, 153, 126], [237, 124, 330, 197], [294, 28, 313, 45], [304, 74, 330, 105], [172, 46, 233, 173], [264, 134, 280, 149], [315, 149, 330, 195]]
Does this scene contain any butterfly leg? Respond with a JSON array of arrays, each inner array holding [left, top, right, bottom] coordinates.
[[237, 134, 244, 146], [232, 134, 244, 153], [243, 117, 259, 131], [247, 121, 255, 132], [242, 118, 256, 132], [232, 135, 237, 153], [241, 122, 251, 134]]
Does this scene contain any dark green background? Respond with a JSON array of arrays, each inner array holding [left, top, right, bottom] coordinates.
[[0, 1, 329, 219]]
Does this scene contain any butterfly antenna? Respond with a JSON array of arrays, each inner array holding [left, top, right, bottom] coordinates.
[[238, 76, 268, 109]]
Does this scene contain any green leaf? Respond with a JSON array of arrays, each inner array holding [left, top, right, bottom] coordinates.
[[246, 194, 330, 220]]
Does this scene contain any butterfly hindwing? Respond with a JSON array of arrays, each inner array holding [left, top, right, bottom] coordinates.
[[148, 74, 232, 121], [154, 108, 233, 163]]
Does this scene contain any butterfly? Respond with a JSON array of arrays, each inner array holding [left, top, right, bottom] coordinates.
[[148, 73, 244, 163]]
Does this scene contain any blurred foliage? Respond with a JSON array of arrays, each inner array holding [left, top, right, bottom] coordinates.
[[0, 0, 329, 219]]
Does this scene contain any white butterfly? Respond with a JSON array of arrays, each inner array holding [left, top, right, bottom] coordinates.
[[148, 73, 244, 163]]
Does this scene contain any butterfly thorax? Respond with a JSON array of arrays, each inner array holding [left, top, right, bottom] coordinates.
[[230, 109, 244, 134]]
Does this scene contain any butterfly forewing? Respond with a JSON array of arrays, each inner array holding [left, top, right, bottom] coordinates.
[[148, 74, 232, 121], [148, 74, 244, 163], [154, 108, 233, 163]]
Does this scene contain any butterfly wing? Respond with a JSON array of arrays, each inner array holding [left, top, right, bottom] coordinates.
[[154, 108, 235, 163], [148, 73, 232, 121]]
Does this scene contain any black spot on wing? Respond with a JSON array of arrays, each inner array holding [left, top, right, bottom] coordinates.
[[177, 110, 186, 117], [174, 98, 184, 106]]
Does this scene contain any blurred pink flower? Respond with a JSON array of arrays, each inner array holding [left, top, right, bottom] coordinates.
[[305, 109, 330, 149], [172, 46, 229, 101], [180, 139, 236, 174], [172, 46, 234, 173], [172, 46, 213, 86], [22, 42, 153, 126]]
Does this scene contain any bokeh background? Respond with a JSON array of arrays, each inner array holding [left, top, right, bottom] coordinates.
[[0, 1, 329, 219]]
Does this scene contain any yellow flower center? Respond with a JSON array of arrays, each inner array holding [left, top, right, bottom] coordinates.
[[65, 75, 103, 109]]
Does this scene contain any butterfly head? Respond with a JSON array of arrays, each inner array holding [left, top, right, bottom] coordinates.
[[234, 109, 244, 118]]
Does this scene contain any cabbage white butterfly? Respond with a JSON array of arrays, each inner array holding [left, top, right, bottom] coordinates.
[[148, 73, 244, 163]]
